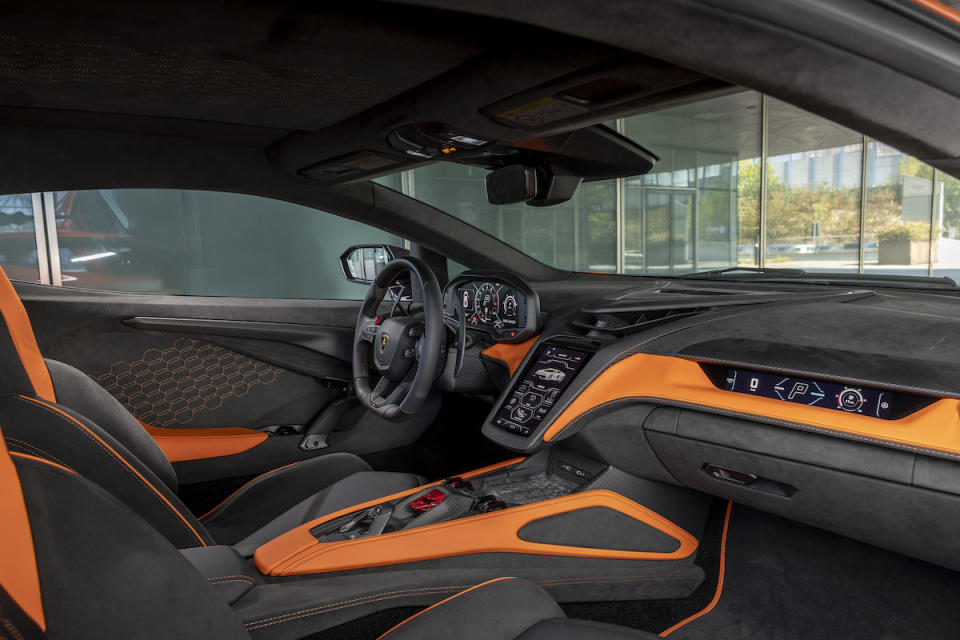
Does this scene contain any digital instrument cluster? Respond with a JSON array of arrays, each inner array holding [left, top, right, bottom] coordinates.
[[455, 280, 526, 333], [444, 272, 539, 342]]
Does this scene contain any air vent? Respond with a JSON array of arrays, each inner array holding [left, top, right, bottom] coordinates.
[[572, 305, 712, 340]]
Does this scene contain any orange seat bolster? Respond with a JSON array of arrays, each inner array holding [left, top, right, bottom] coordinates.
[[0, 267, 56, 401], [0, 427, 46, 629]]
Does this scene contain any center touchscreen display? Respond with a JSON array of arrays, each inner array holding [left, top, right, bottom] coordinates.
[[492, 344, 592, 436]]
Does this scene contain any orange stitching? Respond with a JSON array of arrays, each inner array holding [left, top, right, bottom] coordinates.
[[206, 574, 253, 582], [537, 573, 690, 587], [207, 579, 255, 586], [16, 396, 207, 546], [377, 578, 518, 638], [244, 585, 466, 630], [244, 572, 698, 631], [5, 438, 73, 470], [8, 451, 77, 475], [96, 338, 284, 427], [199, 459, 309, 521], [0, 618, 25, 640]]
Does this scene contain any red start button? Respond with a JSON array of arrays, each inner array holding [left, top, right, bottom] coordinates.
[[409, 489, 446, 512]]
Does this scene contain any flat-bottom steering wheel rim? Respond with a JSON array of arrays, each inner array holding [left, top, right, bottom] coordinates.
[[352, 257, 444, 420]]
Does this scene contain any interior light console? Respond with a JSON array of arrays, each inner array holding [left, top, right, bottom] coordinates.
[[705, 365, 937, 420], [492, 339, 596, 436]]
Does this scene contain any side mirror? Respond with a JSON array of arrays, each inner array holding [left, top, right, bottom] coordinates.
[[339, 244, 405, 285]]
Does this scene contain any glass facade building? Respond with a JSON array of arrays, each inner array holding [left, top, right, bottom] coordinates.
[[401, 90, 960, 280], [4, 90, 958, 299]]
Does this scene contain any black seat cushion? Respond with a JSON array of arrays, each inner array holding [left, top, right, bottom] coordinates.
[[517, 619, 661, 639], [230, 469, 425, 555], [202, 455, 424, 548], [46, 358, 178, 490], [380, 577, 662, 640]]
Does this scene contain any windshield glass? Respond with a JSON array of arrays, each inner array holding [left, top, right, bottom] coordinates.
[[383, 90, 960, 282]]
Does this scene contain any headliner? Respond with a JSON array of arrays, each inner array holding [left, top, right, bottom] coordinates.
[[0, 0, 958, 280], [0, 1, 492, 131]]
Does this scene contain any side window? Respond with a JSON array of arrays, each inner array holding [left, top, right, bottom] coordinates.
[[47, 189, 402, 299], [0, 193, 42, 283]]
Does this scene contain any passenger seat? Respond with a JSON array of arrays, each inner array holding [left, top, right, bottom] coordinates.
[[0, 419, 660, 639]]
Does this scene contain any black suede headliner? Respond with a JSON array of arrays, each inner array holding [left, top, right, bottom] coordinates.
[[1, 0, 957, 284]]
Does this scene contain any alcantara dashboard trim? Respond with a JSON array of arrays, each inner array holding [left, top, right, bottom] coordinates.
[[541, 353, 960, 460]]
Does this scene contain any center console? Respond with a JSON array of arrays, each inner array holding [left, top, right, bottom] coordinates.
[[254, 448, 707, 577]]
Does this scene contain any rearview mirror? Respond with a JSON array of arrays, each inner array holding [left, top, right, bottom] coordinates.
[[485, 165, 537, 205], [339, 244, 403, 285], [485, 164, 584, 207]]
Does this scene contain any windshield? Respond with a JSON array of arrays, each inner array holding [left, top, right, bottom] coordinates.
[[383, 90, 960, 284]]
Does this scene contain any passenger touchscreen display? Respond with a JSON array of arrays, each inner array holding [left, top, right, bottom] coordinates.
[[724, 368, 893, 419], [493, 345, 592, 436]]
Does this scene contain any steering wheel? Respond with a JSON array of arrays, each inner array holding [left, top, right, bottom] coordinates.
[[352, 257, 444, 420]]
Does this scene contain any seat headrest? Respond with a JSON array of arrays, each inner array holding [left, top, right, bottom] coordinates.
[[0, 421, 46, 630], [0, 267, 55, 401]]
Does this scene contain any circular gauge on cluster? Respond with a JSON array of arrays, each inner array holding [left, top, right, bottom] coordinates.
[[502, 295, 518, 317], [475, 283, 500, 324]]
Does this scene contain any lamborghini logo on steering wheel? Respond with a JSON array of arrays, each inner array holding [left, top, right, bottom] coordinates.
[[379, 333, 390, 353]]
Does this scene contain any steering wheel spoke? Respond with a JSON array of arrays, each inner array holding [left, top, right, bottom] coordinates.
[[369, 369, 415, 408], [358, 318, 379, 343]]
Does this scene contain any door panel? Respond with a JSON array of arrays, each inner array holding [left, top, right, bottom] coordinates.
[[82, 332, 337, 429], [15, 281, 365, 479]]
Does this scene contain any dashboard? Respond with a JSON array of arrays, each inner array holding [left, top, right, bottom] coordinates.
[[481, 279, 956, 450], [468, 275, 960, 575], [444, 272, 540, 342]]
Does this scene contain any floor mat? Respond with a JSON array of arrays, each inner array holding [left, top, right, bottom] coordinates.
[[667, 504, 960, 640], [561, 498, 728, 631]]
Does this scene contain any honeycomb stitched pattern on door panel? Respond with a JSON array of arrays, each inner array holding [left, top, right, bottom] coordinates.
[[94, 338, 284, 426]]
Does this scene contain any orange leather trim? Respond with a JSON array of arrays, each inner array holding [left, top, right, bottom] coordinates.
[[910, 0, 960, 24], [18, 395, 208, 546], [542, 353, 960, 457], [254, 456, 524, 572], [660, 501, 732, 636], [141, 425, 268, 462], [256, 489, 698, 576], [9, 451, 76, 475], [376, 577, 518, 639], [0, 267, 55, 402], [480, 336, 539, 376], [0, 425, 46, 630]]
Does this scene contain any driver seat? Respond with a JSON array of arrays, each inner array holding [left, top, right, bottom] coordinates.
[[0, 266, 424, 549]]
